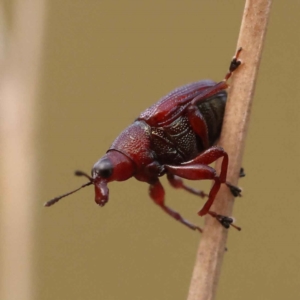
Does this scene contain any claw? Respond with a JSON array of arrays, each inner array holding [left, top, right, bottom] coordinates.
[[218, 215, 234, 229], [239, 167, 246, 178], [209, 211, 241, 231], [226, 183, 242, 197]]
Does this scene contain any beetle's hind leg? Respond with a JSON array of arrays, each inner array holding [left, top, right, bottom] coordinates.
[[149, 179, 203, 233], [167, 170, 244, 199]]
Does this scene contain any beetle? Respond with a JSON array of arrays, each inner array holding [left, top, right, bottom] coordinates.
[[45, 48, 243, 232]]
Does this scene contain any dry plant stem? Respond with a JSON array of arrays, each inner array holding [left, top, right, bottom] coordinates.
[[0, 1, 46, 300], [187, 1, 272, 300]]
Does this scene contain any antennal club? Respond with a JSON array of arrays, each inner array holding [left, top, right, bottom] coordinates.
[[44, 170, 93, 207], [74, 170, 93, 181]]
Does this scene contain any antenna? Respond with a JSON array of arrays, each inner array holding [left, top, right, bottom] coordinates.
[[44, 170, 93, 207]]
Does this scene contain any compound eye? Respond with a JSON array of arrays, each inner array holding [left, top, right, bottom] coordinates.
[[95, 159, 113, 178]]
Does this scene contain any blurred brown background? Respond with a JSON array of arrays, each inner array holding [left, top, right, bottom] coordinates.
[[1, 1, 300, 300]]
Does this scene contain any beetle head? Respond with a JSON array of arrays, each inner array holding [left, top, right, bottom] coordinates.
[[91, 151, 135, 206], [91, 157, 112, 207], [44, 150, 135, 208]]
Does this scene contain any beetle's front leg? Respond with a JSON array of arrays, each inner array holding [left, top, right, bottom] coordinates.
[[149, 179, 202, 233]]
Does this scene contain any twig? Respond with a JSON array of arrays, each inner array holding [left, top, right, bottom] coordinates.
[[0, 1, 46, 300], [187, 1, 272, 299]]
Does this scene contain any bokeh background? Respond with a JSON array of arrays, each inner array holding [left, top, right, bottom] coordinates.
[[1, 1, 300, 300]]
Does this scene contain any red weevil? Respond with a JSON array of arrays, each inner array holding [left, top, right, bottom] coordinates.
[[45, 48, 243, 232]]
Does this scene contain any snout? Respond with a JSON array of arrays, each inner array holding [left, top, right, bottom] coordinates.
[[94, 181, 109, 207]]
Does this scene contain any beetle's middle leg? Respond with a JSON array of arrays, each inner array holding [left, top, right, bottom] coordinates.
[[167, 173, 209, 198], [149, 179, 202, 233]]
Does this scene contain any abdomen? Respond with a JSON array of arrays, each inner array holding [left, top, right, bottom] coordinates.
[[196, 91, 227, 146]]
